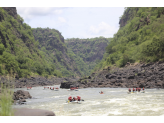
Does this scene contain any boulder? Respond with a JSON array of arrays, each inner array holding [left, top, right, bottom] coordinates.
[[13, 108, 55, 116], [18, 99, 26, 104], [13, 90, 32, 100], [127, 75, 135, 79], [110, 79, 117, 83]]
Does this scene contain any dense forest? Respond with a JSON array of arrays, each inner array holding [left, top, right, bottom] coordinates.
[[32, 28, 82, 77], [0, 7, 57, 78], [0, 7, 111, 78], [95, 7, 164, 71], [65, 37, 111, 75]]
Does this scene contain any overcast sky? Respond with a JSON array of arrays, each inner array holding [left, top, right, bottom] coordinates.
[[16, 7, 125, 39]]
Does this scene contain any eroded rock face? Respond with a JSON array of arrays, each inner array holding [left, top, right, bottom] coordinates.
[[2, 7, 17, 19]]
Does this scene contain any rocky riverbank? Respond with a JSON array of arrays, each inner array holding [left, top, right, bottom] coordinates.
[[0, 76, 78, 88], [60, 61, 164, 89]]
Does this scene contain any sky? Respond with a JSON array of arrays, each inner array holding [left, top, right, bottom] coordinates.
[[16, 7, 125, 39]]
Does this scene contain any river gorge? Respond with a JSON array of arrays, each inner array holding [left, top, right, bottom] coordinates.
[[13, 86, 164, 116]]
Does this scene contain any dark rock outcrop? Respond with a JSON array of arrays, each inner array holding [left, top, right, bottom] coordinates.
[[61, 61, 164, 89], [13, 90, 32, 101], [60, 78, 79, 89]]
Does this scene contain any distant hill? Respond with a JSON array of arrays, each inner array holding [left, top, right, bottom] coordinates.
[[65, 37, 111, 75]]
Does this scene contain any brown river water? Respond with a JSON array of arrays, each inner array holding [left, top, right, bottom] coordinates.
[[12, 85, 164, 116]]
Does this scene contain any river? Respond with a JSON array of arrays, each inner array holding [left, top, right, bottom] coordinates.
[[12, 85, 164, 116]]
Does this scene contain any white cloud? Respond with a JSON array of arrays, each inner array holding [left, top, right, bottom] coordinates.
[[89, 21, 118, 35], [17, 7, 63, 21], [58, 17, 66, 23]]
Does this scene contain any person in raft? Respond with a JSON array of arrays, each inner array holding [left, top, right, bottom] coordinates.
[[77, 96, 81, 101], [136, 87, 138, 92], [133, 88, 135, 92], [100, 91, 103, 94], [73, 97, 77, 101], [68, 96, 72, 102], [142, 87, 145, 90], [138, 88, 141, 92], [128, 88, 131, 92]]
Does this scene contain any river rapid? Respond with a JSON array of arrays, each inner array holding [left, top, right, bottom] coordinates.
[[12, 85, 164, 116]]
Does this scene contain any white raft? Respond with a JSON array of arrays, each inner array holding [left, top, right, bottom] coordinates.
[[127, 92, 135, 94], [67, 100, 82, 104], [67, 89, 79, 91], [127, 91, 145, 94]]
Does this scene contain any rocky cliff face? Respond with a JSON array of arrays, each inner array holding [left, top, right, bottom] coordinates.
[[119, 7, 139, 27], [2, 7, 17, 19]]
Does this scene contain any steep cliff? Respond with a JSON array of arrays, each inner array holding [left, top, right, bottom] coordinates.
[[97, 7, 164, 70], [32, 28, 82, 77], [0, 7, 57, 78], [65, 37, 111, 76], [2, 7, 17, 19]]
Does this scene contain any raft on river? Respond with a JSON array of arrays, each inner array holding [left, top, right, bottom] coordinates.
[[127, 91, 145, 94], [67, 100, 82, 104]]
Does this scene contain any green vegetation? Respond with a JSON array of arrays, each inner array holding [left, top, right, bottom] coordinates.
[[0, 7, 59, 78], [95, 7, 164, 70], [32, 28, 81, 77], [65, 37, 111, 75], [0, 82, 13, 116]]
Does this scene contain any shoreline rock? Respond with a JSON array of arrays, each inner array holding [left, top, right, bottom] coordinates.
[[60, 61, 164, 89], [13, 108, 55, 116], [13, 90, 32, 105], [0, 76, 78, 88]]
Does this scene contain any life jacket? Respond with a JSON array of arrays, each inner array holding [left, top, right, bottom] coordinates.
[[68, 96, 72, 101], [77, 96, 81, 101], [133, 88, 135, 91], [73, 97, 77, 101], [136, 88, 138, 91], [129, 88, 131, 91], [143, 88, 144, 90]]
